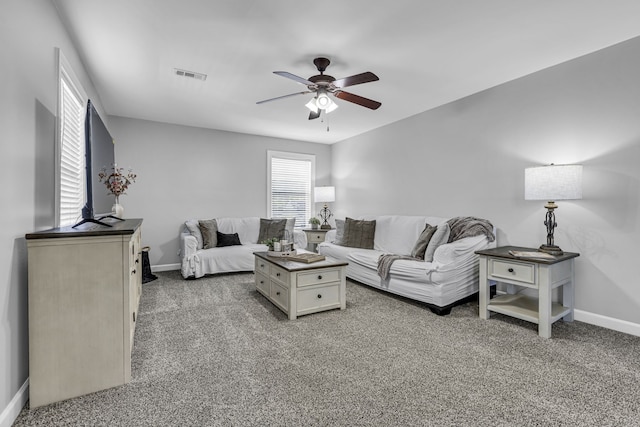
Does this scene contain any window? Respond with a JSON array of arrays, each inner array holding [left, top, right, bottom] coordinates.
[[56, 50, 87, 227], [268, 151, 315, 228]]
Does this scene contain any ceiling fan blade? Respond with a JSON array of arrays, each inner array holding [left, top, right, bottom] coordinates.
[[256, 91, 312, 104], [334, 91, 381, 110], [332, 72, 379, 88], [308, 110, 321, 120], [273, 71, 316, 86]]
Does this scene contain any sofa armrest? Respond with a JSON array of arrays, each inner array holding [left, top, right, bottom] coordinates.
[[180, 231, 198, 260], [325, 229, 337, 242], [293, 229, 307, 249]]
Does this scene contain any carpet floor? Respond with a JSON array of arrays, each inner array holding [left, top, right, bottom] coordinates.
[[14, 270, 640, 426]]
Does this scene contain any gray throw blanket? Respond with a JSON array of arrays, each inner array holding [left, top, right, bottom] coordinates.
[[377, 254, 418, 281], [446, 216, 495, 243]]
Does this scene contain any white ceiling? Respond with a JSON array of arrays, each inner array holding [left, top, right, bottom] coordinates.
[[53, 0, 640, 144]]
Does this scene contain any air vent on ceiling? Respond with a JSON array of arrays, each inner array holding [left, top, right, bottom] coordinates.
[[174, 68, 207, 81]]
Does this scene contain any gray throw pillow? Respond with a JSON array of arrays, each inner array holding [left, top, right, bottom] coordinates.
[[333, 219, 345, 244], [198, 219, 218, 249], [411, 223, 437, 260], [273, 217, 296, 241], [424, 223, 451, 262], [341, 217, 376, 249], [257, 218, 286, 243]]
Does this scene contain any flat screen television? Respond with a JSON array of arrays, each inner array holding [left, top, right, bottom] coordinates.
[[72, 100, 121, 228]]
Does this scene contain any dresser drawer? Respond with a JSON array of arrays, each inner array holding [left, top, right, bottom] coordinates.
[[297, 268, 341, 287], [270, 281, 289, 311], [489, 259, 535, 285], [255, 272, 269, 295], [270, 264, 289, 285], [255, 258, 269, 275], [297, 284, 340, 312]]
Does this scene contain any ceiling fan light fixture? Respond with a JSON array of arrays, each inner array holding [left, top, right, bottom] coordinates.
[[324, 100, 338, 113], [305, 98, 319, 113], [316, 92, 331, 109]]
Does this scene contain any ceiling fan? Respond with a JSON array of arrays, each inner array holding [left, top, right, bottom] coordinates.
[[256, 57, 381, 120]]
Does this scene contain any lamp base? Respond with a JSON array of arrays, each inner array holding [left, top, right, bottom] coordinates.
[[539, 244, 564, 256], [320, 224, 331, 230]]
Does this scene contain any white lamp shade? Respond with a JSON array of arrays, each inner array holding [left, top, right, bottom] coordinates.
[[525, 164, 583, 201], [314, 186, 335, 203]]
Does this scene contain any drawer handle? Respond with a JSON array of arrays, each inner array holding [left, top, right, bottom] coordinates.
[[508, 268, 514, 273], [276, 273, 281, 277], [260, 264, 264, 268], [131, 269, 136, 275], [318, 275, 323, 280], [260, 280, 264, 284], [317, 294, 322, 299], [276, 291, 281, 296]]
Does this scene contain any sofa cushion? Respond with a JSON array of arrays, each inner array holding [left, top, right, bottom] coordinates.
[[216, 231, 242, 247], [198, 219, 218, 249], [342, 218, 376, 249], [424, 223, 451, 262], [185, 219, 204, 250], [216, 217, 260, 244], [257, 218, 286, 243], [333, 219, 345, 244], [361, 215, 430, 255], [410, 223, 437, 260]]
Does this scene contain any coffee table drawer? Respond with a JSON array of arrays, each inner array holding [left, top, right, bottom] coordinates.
[[297, 284, 340, 312], [297, 268, 341, 287], [270, 281, 289, 311], [270, 264, 289, 285], [255, 272, 269, 295], [255, 258, 269, 275]]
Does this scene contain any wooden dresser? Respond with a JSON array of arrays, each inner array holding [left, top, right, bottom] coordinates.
[[25, 219, 143, 407]]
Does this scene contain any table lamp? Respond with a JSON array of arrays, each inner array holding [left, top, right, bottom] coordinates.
[[524, 164, 582, 255], [314, 186, 335, 229]]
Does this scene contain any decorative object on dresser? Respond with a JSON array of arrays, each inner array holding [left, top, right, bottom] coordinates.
[[98, 163, 137, 219], [25, 219, 143, 407], [314, 186, 335, 229], [254, 251, 347, 320], [524, 163, 582, 255], [476, 245, 579, 339]]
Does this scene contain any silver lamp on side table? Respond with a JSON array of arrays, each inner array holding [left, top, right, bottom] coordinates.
[[524, 164, 582, 255], [314, 186, 335, 229]]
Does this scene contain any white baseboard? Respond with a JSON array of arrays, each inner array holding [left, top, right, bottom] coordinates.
[[0, 379, 28, 427], [574, 309, 640, 337], [151, 263, 180, 272]]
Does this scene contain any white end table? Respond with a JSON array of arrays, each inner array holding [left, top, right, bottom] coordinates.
[[476, 246, 579, 338]]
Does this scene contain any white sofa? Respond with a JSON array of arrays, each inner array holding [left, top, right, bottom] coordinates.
[[317, 215, 496, 315], [180, 217, 307, 279]]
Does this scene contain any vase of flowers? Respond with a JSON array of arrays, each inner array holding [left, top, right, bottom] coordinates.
[[98, 164, 136, 218]]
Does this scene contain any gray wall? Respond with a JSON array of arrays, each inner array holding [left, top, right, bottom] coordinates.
[[332, 37, 640, 325], [109, 117, 332, 266], [0, 0, 106, 420]]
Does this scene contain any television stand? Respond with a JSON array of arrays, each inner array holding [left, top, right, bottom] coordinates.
[[72, 215, 124, 229]]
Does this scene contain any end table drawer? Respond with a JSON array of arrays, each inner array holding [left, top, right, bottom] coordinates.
[[307, 232, 326, 243], [297, 284, 340, 312], [255, 272, 269, 295], [297, 269, 341, 287], [489, 259, 535, 284]]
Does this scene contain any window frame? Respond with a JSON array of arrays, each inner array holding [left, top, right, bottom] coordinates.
[[56, 49, 87, 227], [267, 150, 316, 229]]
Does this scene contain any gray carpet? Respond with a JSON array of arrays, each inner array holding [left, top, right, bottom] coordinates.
[[14, 271, 640, 426]]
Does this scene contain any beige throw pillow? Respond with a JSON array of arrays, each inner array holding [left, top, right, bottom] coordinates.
[[411, 223, 437, 260]]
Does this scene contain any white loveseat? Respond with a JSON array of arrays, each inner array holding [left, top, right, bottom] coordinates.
[[317, 215, 496, 315], [180, 217, 307, 279]]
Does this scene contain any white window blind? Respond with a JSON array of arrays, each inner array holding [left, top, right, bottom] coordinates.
[[57, 51, 86, 227], [268, 152, 315, 228]]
